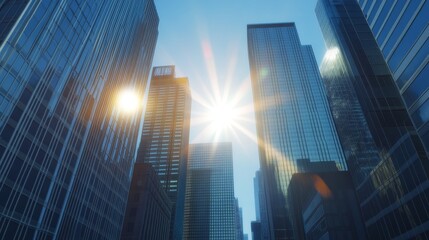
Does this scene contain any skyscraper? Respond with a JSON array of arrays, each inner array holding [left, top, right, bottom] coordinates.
[[135, 65, 191, 240], [316, 0, 429, 238], [253, 170, 269, 240], [0, 1, 158, 239], [183, 142, 236, 240], [235, 198, 244, 240], [247, 22, 346, 239], [357, 0, 429, 152], [121, 163, 172, 240], [288, 172, 366, 240]]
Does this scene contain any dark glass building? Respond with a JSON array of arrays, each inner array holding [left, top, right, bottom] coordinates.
[[135, 65, 191, 240], [0, 0, 158, 239], [235, 199, 244, 240], [316, 0, 429, 238], [121, 163, 172, 240], [183, 142, 236, 240], [247, 22, 346, 239], [253, 170, 270, 240], [288, 172, 366, 240], [251, 221, 262, 240], [357, 0, 429, 152]]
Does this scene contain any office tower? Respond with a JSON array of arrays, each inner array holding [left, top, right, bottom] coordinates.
[[135, 65, 191, 240], [251, 221, 262, 240], [0, 1, 158, 239], [253, 170, 269, 240], [288, 172, 366, 240], [244, 233, 249, 240], [247, 22, 346, 239], [296, 158, 338, 173], [183, 142, 236, 240], [121, 163, 172, 240], [316, 0, 429, 238], [235, 199, 244, 240], [357, 0, 429, 152]]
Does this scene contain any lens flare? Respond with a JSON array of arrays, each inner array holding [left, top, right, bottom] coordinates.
[[209, 103, 237, 129], [117, 89, 140, 114], [324, 47, 340, 61]]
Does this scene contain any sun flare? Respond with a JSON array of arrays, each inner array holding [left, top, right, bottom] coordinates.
[[189, 38, 258, 144], [208, 103, 238, 131], [324, 47, 340, 61], [117, 89, 140, 114]]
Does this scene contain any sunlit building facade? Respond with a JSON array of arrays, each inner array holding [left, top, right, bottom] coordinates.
[[358, 0, 429, 153], [0, 0, 158, 239], [136, 65, 191, 240], [247, 23, 346, 239], [316, 0, 429, 238], [183, 142, 236, 240]]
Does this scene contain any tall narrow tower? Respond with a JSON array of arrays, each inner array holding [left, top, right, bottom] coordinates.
[[136, 65, 191, 239], [247, 23, 346, 239], [183, 142, 236, 240]]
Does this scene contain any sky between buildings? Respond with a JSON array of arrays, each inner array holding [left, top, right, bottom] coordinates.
[[152, 0, 326, 235]]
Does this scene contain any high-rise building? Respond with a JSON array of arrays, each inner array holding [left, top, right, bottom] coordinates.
[[253, 170, 269, 240], [288, 172, 366, 240], [296, 158, 338, 173], [135, 65, 191, 240], [247, 22, 346, 239], [357, 0, 429, 152], [121, 163, 172, 240], [316, 0, 429, 238], [183, 142, 236, 240], [0, 1, 158, 239], [251, 221, 262, 240], [235, 199, 244, 240]]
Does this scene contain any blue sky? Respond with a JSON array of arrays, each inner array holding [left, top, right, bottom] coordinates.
[[152, 0, 326, 235]]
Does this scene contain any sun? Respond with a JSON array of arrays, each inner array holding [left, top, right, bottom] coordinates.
[[117, 89, 140, 114], [208, 102, 238, 131], [188, 38, 258, 144]]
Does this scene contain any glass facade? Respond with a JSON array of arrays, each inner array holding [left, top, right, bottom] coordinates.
[[0, 0, 159, 239], [135, 65, 191, 240], [253, 170, 270, 240], [121, 163, 172, 240], [183, 142, 236, 240], [235, 199, 244, 240], [316, 0, 429, 238], [247, 23, 346, 239], [288, 172, 366, 240], [358, 0, 429, 153]]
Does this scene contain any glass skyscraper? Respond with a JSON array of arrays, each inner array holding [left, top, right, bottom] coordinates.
[[253, 170, 269, 240], [135, 65, 191, 240], [247, 23, 346, 239], [357, 0, 429, 152], [316, 0, 429, 238], [121, 163, 172, 240], [0, 0, 158, 239], [183, 142, 236, 240]]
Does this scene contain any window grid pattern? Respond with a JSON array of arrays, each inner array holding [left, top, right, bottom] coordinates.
[[0, 0, 159, 239], [359, 0, 429, 153], [247, 23, 346, 240], [135, 68, 191, 240], [184, 142, 236, 240], [316, 0, 429, 239]]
